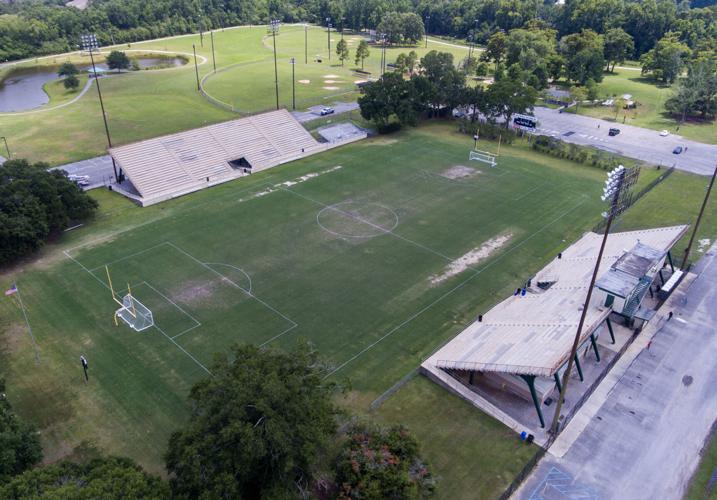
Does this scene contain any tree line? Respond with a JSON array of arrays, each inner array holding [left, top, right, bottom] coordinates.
[[1, 0, 716, 63], [0, 343, 435, 498]]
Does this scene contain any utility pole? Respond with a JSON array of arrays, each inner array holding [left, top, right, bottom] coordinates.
[[193, 44, 200, 91], [290, 57, 296, 110], [549, 165, 639, 435], [82, 33, 121, 182], [681, 164, 717, 269], [305, 24, 308, 64], [210, 30, 216, 72], [326, 18, 331, 61], [270, 20, 280, 110]]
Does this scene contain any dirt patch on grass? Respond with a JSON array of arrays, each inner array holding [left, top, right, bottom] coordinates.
[[172, 279, 221, 305], [698, 238, 712, 253], [298, 79, 310, 84], [441, 165, 478, 179], [430, 233, 512, 285], [322, 86, 339, 90], [0, 322, 27, 356], [366, 137, 398, 146]]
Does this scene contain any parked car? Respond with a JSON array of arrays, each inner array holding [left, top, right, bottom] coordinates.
[[608, 128, 620, 136], [320, 107, 335, 116], [660, 130, 669, 137], [673, 146, 683, 154]]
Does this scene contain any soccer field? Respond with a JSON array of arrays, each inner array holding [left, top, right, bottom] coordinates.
[[1, 125, 609, 476]]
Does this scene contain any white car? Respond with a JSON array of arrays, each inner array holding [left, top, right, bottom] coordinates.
[[660, 130, 669, 137], [320, 107, 335, 116]]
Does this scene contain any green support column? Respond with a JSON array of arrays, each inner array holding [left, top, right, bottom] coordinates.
[[469, 371, 475, 385], [659, 269, 665, 285], [553, 373, 562, 393], [590, 333, 600, 362], [574, 354, 584, 382], [520, 374, 545, 428], [667, 251, 675, 272], [606, 317, 616, 344]]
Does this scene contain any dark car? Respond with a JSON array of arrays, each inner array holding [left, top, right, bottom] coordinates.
[[608, 128, 620, 136], [673, 146, 683, 154]]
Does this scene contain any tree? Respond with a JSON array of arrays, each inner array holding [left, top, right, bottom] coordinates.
[[395, 53, 409, 74], [335, 423, 436, 499], [406, 50, 418, 75], [419, 51, 466, 112], [377, 12, 404, 45], [0, 456, 168, 498], [603, 28, 634, 72], [57, 61, 78, 77], [665, 59, 717, 120], [485, 78, 538, 127], [481, 31, 507, 70], [63, 74, 80, 90], [401, 13, 425, 45], [570, 85, 589, 112], [165, 343, 339, 499], [336, 39, 349, 67], [0, 380, 42, 482], [355, 40, 370, 69], [613, 96, 628, 120], [559, 29, 605, 85], [640, 32, 691, 83], [0, 160, 98, 265], [106, 50, 130, 72]]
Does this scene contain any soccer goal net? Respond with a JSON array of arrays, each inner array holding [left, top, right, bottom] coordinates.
[[115, 294, 154, 332], [469, 150, 497, 167]]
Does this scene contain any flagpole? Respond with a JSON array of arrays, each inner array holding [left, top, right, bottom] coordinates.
[[12, 282, 40, 364]]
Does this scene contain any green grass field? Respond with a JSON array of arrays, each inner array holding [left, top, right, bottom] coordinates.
[[569, 68, 717, 144], [2, 123, 715, 497], [686, 427, 717, 500], [0, 25, 470, 165]]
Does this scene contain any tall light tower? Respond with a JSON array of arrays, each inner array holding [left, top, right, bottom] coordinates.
[[425, 14, 430, 48], [81, 33, 121, 182], [326, 17, 332, 61], [1, 136, 10, 159], [549, 164, 639, 434], [270, 20, 280, 110], [290, 57, 296, 110]]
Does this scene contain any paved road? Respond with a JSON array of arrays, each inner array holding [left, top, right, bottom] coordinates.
[[533, 107, 717, 176], [515, 245, 717, 500], [51, 155, 115, 189], [292, 101, 359, 123]]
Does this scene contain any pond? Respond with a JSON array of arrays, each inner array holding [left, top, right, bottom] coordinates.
[[0, 56, 186, 112]]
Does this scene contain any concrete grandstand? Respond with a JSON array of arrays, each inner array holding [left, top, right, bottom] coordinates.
[[109, 109, 332, 206], [423, 225, 688, 443]]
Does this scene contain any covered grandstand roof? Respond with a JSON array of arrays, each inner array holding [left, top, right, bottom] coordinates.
[[109, 109, 324, 206], [425, 225, 688, 378]]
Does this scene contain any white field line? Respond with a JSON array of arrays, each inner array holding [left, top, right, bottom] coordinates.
[[259, 323, 299, 347], [513, 181, 550, 201], [89, 242, 169, 272], [324, 197, 588, 378], [281, 187, 456, 263], [166, 242, 298, 329], [141, 281, 202, 329], [204, 262, 252, 294], [63, 249, 210, 375]]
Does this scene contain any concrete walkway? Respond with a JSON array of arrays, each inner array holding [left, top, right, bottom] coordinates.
[[514, 244, 717, 500]]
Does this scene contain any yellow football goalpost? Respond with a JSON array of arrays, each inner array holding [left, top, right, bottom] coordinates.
[[105, 266, 154, 331]]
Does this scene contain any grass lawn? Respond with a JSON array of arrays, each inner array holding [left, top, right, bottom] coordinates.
[[0, 25, 471, 166], [1, 123, 713, 497], [685, 426, 717, 500], [568, 68, 717, 144]]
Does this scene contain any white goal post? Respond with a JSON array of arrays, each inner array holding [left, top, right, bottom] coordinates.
[[115, 294, 154, 332], [469, 150, 497, 167]]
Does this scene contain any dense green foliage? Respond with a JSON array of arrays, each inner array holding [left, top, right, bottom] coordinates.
[[335, 424, 435, 499], [0, 159, 98, 265], [1, 0, 716, 63], [665, 59, 717, 119], [165, 343, 339, 499], [0, 380, 42, 483], [0, 456, 168, 498], [105, 50, 131, 72]]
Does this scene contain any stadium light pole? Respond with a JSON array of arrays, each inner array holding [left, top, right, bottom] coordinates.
[[0, 136, 10, 159], [549, 165, 639, 435], [680, 163, 717, 269], [290, 57, 296, 110], [210, 30, 216, 72], [425, 14, 430, 48], [326, 18, 331, 61], [270, 20, 280, 110], [81, 33, 121, 182], [192, 44, 200, 91]]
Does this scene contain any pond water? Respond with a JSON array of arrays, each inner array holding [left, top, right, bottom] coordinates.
[[0, 56, 185, 112]]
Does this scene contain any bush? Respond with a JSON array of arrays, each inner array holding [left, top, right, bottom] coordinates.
[[530, 135, 621, 170], [335, 423, 436, 499], [0, 379, 43, 482], [457, 118, 517, 144]]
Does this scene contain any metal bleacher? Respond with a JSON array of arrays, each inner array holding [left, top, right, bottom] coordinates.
[[109, 109, 324, 206]]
